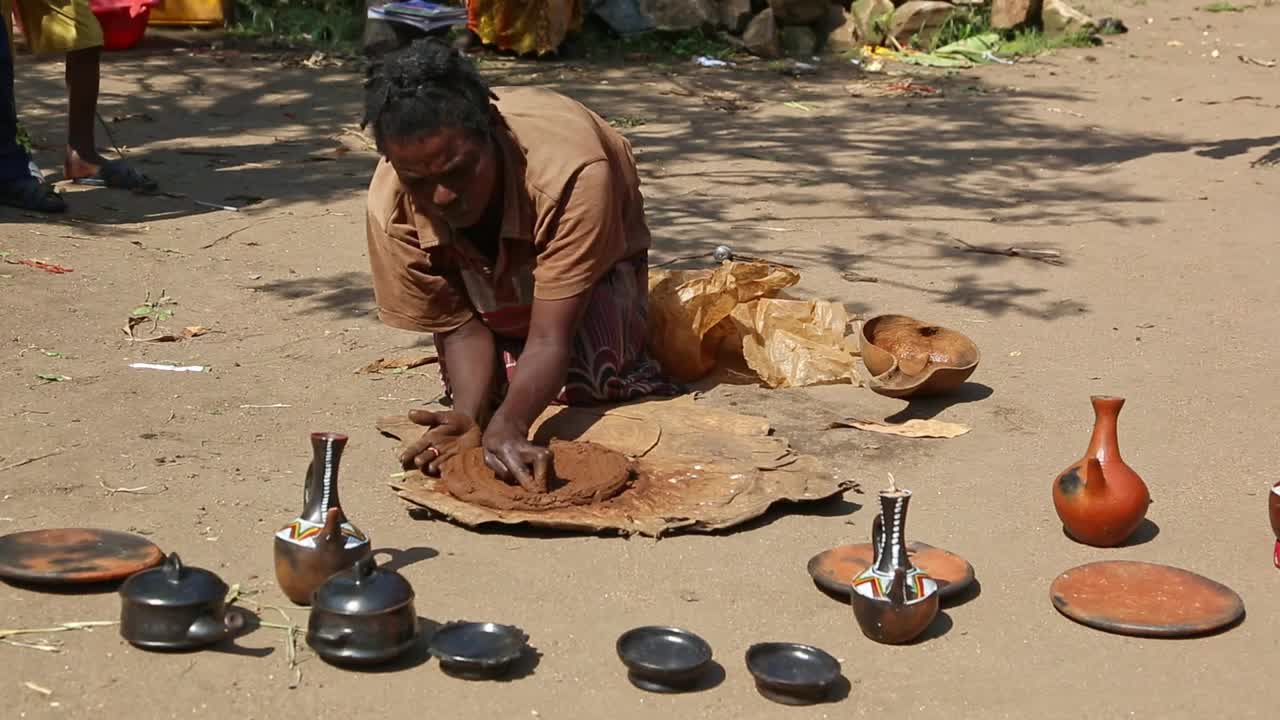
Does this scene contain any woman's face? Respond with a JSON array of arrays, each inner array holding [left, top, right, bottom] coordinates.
[[385, 126, 498, 230]]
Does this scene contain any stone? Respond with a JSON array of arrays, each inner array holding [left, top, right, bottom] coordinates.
[[780, 25, 818, 57], [743, 8, 782, 58], [641, 0, 718, 30], [821, 5, 858, 52], [768, 0, 830, 25], [888, 0, 954, 48], [719, 0, 754, 32], [1042, 0, 1096, 38], [990, 0, 1041, 30], [850, 0, 895, 46]]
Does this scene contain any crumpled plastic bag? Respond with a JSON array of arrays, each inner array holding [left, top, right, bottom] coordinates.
[[647, 261, 863, 388], [732, 298, 863, 389], [648, 261, 799, 382]]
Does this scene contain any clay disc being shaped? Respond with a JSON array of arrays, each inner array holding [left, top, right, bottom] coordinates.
[[1050, 561, 1244, 638], [440, 440, 633, 511], [0, 528, 164, 584], [807, 542, 975, 601]]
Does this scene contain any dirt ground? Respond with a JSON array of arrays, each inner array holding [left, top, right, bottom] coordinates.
[[3, 1, 1279, 717]]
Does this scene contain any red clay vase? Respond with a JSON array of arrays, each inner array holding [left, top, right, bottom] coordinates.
[[1269, 480, 1280, 568], [1052, 396, 1150, 547]]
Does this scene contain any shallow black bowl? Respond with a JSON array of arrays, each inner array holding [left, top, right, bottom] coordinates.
[[427, 621, 528, 680], [616, 626, 713, 693], [744, 642, 842, 705]]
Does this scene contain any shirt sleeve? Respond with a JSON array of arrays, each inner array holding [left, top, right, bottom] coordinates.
[[365, 164, 475, 334], [531, 159, 628, 301]]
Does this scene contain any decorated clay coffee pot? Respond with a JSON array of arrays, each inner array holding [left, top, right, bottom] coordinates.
[[1052, 396, 1150, 547], [274, 432, 371, 605], [850, 475, 940, 644]]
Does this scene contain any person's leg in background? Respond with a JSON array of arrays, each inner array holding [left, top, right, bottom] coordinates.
[[1, 0, 66, 211], [14, 0, 156, 190]]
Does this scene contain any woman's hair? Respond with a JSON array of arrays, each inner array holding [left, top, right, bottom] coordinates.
[[362, 38, 492, 153]]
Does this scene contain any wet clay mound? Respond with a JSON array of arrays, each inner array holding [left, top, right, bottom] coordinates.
[[441, 440, 634, 511]]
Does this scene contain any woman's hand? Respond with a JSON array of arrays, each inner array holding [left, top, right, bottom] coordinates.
[[399, 409, 482, 475], [482, 415, 551, 493]]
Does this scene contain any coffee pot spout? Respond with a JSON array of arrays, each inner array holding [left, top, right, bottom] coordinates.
[[186, 612, 237, 646]]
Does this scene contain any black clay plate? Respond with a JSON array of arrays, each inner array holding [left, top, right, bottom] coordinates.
[[616, 626, 713, 693], [428, 621, 528, 680], [745, 642, 842, 705]]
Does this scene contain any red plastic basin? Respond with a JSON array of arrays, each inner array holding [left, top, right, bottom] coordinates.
[[91, 0, 159, 51]]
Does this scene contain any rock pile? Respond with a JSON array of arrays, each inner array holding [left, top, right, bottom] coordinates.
[[596, 0, 1097, 59]]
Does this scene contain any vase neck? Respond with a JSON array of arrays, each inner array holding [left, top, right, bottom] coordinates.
[[1086, 396, 1124, 463], [872, 492, 913, 576], [303, 433, 347, 524]]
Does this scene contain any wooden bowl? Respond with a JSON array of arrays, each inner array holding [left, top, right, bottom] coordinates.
[[859, 314, 980, 398]]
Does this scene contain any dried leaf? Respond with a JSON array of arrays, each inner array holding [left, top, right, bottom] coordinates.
[[829, 418, 971, 439], [356, 354, 439, 374], [35, 373, 70, 383], [182, 326, 210, 338]]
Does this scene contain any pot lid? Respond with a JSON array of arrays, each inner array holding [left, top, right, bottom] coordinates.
[[313, 555, 413, 614], [119, 553, 228, 606]]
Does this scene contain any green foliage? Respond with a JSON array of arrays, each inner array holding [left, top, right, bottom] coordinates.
[[1000, 27, 1096, 57], [929, 5, 993, 50], [14, 122, 34, 154], [1202, 2, 1245, 11], [230, 0, 366, 49], [577, 24, 738, 62]]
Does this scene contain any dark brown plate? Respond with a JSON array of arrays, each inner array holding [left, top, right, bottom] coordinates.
[[1050, 560, 1244, 638], [0, 528, 164, 584], [807, 542, 974, 600]]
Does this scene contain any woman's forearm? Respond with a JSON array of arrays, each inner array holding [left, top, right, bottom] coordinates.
[[437, 317, 497, 427], [490, 338, 571, 433]]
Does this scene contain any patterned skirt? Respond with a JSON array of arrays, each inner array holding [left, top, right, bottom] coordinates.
[[439, 255, 685, 408], [467, 0, 584, 56]]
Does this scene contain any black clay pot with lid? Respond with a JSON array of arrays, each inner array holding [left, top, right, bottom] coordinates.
[[306, 555, 418, 666], [118, 553, 244, 651]]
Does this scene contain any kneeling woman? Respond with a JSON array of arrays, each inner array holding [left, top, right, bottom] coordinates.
[[363, 39, 680, 492]]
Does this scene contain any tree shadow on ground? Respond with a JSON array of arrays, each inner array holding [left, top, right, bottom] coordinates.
[[7, 48, 1277, 322]]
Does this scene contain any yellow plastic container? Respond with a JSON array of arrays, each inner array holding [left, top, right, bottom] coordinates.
[[147, 0, 226, 26]]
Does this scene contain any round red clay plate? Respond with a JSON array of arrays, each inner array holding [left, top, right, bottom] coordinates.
[[1050, 560, 1244, 638], [0, 528, 164, 585], [807, 542, 975, 601]]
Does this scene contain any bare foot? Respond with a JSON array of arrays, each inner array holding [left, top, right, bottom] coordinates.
[[63, 145, 109, 181]]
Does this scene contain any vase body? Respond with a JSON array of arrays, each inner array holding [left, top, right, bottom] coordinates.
[[1052, 396, 1150, 547], [273, 432, 371, 605], [850, 490, 939, 644]]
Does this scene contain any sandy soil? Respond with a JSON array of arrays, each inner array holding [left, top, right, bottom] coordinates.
[[3, 1, 1278, 717]]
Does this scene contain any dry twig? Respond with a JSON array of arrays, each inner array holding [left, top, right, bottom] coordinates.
[[0, 449, 63, 473], [952, 237, 1064, 265]]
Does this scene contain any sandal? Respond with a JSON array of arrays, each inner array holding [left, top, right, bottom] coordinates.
[[76, 159, 158, 192], [0, 176, 68, 213]]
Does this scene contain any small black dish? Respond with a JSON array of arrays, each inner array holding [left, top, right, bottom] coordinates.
[[616, 626, 713, 693], [745, 642, 843, 706], [427, 621, 528, 680]]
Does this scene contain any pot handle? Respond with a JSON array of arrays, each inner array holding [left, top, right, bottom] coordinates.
[[870, 514, 884, 568], [353, 554, 377, 585], [163, 553, 184, 584], [310, 623, 354, 645]]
